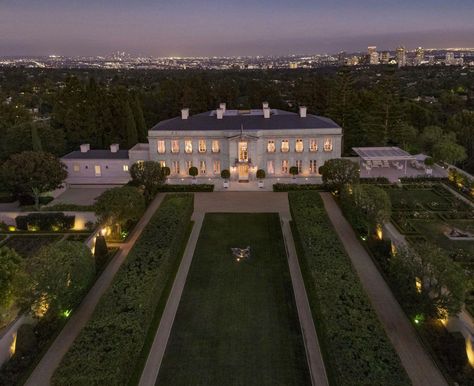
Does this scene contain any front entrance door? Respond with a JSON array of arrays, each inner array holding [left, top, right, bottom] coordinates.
[[238, 164, 249, 181]]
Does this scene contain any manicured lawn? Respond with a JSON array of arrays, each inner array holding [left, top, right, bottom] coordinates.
[[157, 213, 310, 386], [3, 235, 63, 257]]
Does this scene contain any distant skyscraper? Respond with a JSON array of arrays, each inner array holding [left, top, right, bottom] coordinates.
[[445, 52, 455, 65], [368, 46, 379, 65], [396, 46, 407, 68], [381, 51, 390, 64], [414, 47, 424, 65]]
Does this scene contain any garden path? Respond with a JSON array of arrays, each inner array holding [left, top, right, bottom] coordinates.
[[24, 194, 166, 386], [320, 192, 447, 386], [139, 192, 328, 386]]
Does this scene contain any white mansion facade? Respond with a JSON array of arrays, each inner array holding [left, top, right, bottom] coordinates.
[[61, 103, 342, 185]]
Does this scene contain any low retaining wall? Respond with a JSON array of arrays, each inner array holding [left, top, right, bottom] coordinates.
[[0, 315, 36, 367], [0, 211, 96, 231]]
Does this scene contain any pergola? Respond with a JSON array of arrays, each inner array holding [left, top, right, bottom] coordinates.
[[352, 147, 416, 175]]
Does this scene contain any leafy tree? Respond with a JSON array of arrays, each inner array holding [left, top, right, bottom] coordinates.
[[256, 169, 266, 179], [95, 186, 145, 237], [391, 123, 418, 152], [390, 244, 466, 319], [319, 159, 359, 192], [0, 247, 27, 323], [0, 151, 67, 209], [432, 136, 467, 165], [419, 126, 443, 154], [221, 169, 230, 180], [130, 161, 166, 202], [29, 241, 95, 318], [352, 184, 391, 235], [130, 94, 148, 142], [448, 110, 474, 172], [31, 124, 42, 151]]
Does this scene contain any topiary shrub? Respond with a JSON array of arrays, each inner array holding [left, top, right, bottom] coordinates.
[[289, 166, 299, 177], [256, 169, 266, 180], [162, 166, 171, 177], [15, 212, 75, 231], [15, 324, 37, 356], [94, 235, 108, 271], [189, 166, 198, 178], [220, 169, 230, 180]]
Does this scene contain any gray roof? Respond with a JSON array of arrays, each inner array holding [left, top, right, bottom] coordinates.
[[151, 109, 341, 131], [62, 150, 129, 160]]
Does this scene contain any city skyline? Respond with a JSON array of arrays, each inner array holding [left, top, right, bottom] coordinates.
[[1, 0, 474, 57]]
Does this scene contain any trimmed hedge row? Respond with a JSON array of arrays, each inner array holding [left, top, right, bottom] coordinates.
[[400, 176, 448, 183], [359, 177, 391, 184], [157, 183, 214, 192], [273, 183, 327, 192], [52, 194, 194, 385], [16, 212, 75, 231], [289, 191, 409, 386]]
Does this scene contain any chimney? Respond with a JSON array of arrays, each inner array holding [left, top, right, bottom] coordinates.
[[216, 108, 224, 119], [263, 107, 271, 119], [219, 103, 226, 113], [181, 108, 189, 120], [299, 106, 307, 118], [262, 101, 269, 109], [80, 144, 90, 153], [110, 143, 119, 153]]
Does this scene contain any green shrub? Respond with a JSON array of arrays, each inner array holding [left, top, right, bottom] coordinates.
[[220, 169, 230, 179], [273, 183, 327, 192], [93, 235, 108, 271], [15, 212, 75, 231], [156, 184, 214, 192], [256, 169, 266, 179], [289, 191, 409, 386], [52, 194, 194, 385], [15, 324, 37, 356], [359, 177, 391, 184], [189, 166, 198, 177]]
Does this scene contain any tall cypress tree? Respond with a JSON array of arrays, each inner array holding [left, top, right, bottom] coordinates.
[[125, 102, 138, 148], [31, 124, 43, 151], [130, 94, 148, 142]]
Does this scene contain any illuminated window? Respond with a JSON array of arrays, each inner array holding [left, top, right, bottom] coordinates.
[[324, 138, 333, 151], [171, 140, 180, 153], [212, 140, 220, 153], [239, 142, 248, 162], [310, 160, 318, 174], [185, 140, 193, 154], [295, 139, 304, 152], [123, 165, 129, 172], [213, 160, 221, 174], [73, 164, 80, 172], [267, 140, 275, 153], [94, 165, 101, 176], [172, 161, 180, 174], [309, 139, 318, 152], [296, 160, 302, 173], [281, 139, 289, 152], [159, 160, 166, 168], [186, 160, 193, 171], [157, 140, 166, 154], [267, 160, 274, 174], [281, 160, 289, 174], [200, 160, 206, 175], [199, 139, 207, 153]]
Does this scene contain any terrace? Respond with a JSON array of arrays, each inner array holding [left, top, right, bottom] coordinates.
[[353, 147, 447, 182]]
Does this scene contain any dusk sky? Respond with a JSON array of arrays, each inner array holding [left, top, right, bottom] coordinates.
[[1, 0, 474, 57]]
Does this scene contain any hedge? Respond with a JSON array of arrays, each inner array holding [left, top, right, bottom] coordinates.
[[359, 177, 391, 184], [52, 194, 194, 385], [16, 212, 75, 231], [289, 191, 409, 386], [273, 183, 327, 192], [400, 176, 448, 183], [156, 184, 214, 192]]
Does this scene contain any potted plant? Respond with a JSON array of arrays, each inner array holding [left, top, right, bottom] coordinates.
[[189, 166, 198, 184], [256, 169, 265, 188], [289, 166, 299, 181], [424, 157, 434, 175], [221, 169, 230, 188]]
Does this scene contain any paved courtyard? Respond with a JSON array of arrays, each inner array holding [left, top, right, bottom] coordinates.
[[48, 187, 111, 206]]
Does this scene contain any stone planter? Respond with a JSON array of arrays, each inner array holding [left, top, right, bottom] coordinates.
[[223, 180, 229, 189], [258, 180, 264, 189]]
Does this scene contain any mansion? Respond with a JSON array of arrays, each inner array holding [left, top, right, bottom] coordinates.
[[61, 103, 343, 185]]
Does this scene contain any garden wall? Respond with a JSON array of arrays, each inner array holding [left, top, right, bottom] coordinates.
[[0, 315, 35, 367], [0, 211, 96, 230]]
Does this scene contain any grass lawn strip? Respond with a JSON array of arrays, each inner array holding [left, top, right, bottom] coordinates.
[[157, 213, 310, 386]]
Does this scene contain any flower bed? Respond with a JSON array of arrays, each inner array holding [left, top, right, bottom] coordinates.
[[52, 194, 194, 385], [289, 191, 409, 386]]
